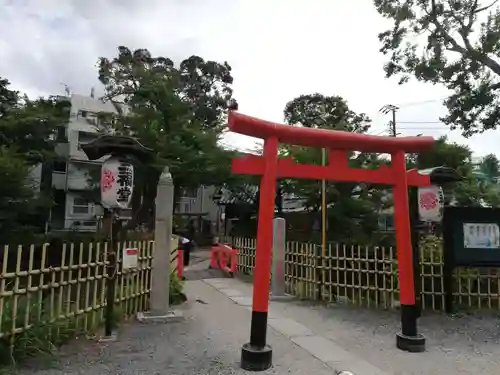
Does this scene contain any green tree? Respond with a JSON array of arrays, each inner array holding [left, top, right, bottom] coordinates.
[[477, 153, 500, 184], [375, 0, 500, 136], [96, 47, 238, 227], [0, 78, 70, 242], [282, 94, 387, 243], [411, 136, 500, 206]]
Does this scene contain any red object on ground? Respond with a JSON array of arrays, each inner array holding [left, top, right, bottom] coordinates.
[[177, 249, 184, 279], [209, 244, 238, 277], [229, 110, 435, 363]]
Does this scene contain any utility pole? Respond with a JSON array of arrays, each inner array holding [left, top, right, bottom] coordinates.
[[380, 104, 399, 137]]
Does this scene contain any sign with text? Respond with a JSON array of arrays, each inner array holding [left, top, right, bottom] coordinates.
[[101, 156, 134, 209], [122, 247, 139, 269], [442, 206, 500, 313], [443, 206, 500, 268], [463, 223, 500, 249]]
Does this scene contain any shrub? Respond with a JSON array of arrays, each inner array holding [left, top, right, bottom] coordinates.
[[169, 272, 186, 305]]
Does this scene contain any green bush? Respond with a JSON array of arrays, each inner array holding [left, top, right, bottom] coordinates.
[[169, 272, 186, 305]]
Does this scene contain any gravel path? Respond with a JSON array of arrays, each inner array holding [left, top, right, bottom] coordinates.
[[15, 255, 498, 375], [17, 280, 336, 375], [231, 278, 500, 375]]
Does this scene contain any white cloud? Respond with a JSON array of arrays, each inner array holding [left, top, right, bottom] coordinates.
[[1, 0, 499, 157]]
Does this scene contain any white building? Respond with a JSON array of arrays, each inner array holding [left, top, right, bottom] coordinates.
[[50, 94, 116, 231], [50, 94, 220, 233]]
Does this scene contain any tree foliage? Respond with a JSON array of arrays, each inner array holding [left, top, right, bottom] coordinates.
[[96, 47, 239, 226], [98, 46, 236, 133], [477, 153, 500, 183], [0, 78, 70, 242], [410, 136, 500, 206], [283, 93, 371, 133], [375, 0, 500, 136], [282, 94, 388, 242]]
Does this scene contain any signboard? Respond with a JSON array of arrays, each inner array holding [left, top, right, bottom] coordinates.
[[122, 247, 138, 269], [418, 186, 444, 222], [442, 206, 500, 313], [101, 156, 134, 209], [443, 206, 500, 267], [463, 223, 500, 249]]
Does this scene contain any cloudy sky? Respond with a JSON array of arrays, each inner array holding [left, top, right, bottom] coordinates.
[[1, 0, 498, 158]]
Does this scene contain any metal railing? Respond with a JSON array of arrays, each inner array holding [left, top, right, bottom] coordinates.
[[226, 235, 500, 311]]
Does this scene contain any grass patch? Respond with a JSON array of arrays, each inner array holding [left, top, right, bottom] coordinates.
[[0, 296, 105, 368]]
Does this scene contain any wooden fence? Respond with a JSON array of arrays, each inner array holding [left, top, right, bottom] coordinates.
[[227, 236, 500, 311], [0, 239, 165, 355]]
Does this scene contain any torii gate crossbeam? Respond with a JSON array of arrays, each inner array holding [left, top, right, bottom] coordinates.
[[229, 112, 433, 371]]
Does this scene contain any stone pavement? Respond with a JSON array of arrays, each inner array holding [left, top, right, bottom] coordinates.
[[211, 275, 500, 375], [202, 277, 386, 375]]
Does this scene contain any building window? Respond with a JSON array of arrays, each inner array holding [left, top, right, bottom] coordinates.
[[182, 188, 198, 198], [78, 110, 88, 118], [53, 160, 67, 172], [73, 197, 90, 214], [184, 203, 190, 213]]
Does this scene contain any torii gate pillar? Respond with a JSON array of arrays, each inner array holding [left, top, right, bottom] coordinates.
[[228, 112, 434, 371]]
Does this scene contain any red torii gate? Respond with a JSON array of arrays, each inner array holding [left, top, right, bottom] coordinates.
[[229, 112, 434, 371]]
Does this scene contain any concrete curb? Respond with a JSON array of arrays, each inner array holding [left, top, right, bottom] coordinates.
[[202, 277, 389, 375]]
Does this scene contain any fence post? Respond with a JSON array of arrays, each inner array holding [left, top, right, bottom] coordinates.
[[270, 217, 292, 300], [137, 166, 183, 323]]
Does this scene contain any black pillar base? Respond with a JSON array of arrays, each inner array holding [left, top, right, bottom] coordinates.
[[240, 343, 272, 371], [396, 332, 426, 353]]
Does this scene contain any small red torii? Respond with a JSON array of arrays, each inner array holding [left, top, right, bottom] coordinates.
[[231, 112, 434, 371]]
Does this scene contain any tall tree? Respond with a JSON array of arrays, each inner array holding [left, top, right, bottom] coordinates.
[[410, 136, 500, 206], [375, 0, 500, 136], [98, 47, 235, 133], [478, 153, 500, 184], [96, 47, 238, 227], [282, 94, 387, 243], [0, 78, 70, 242]]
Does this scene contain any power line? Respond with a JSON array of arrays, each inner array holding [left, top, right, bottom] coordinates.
[[369, 129, 389, 136], [394, 97, 447, 108], [399, 128, 447, 131], [398, 121, 445, 124]]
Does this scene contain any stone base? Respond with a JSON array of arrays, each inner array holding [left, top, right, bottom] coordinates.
[[98, 331, 118, 343], [240, 342, 273, 371], [396, 332, 426, 353], [269, 293, 294, 302], [136, 310, 183, 324]]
